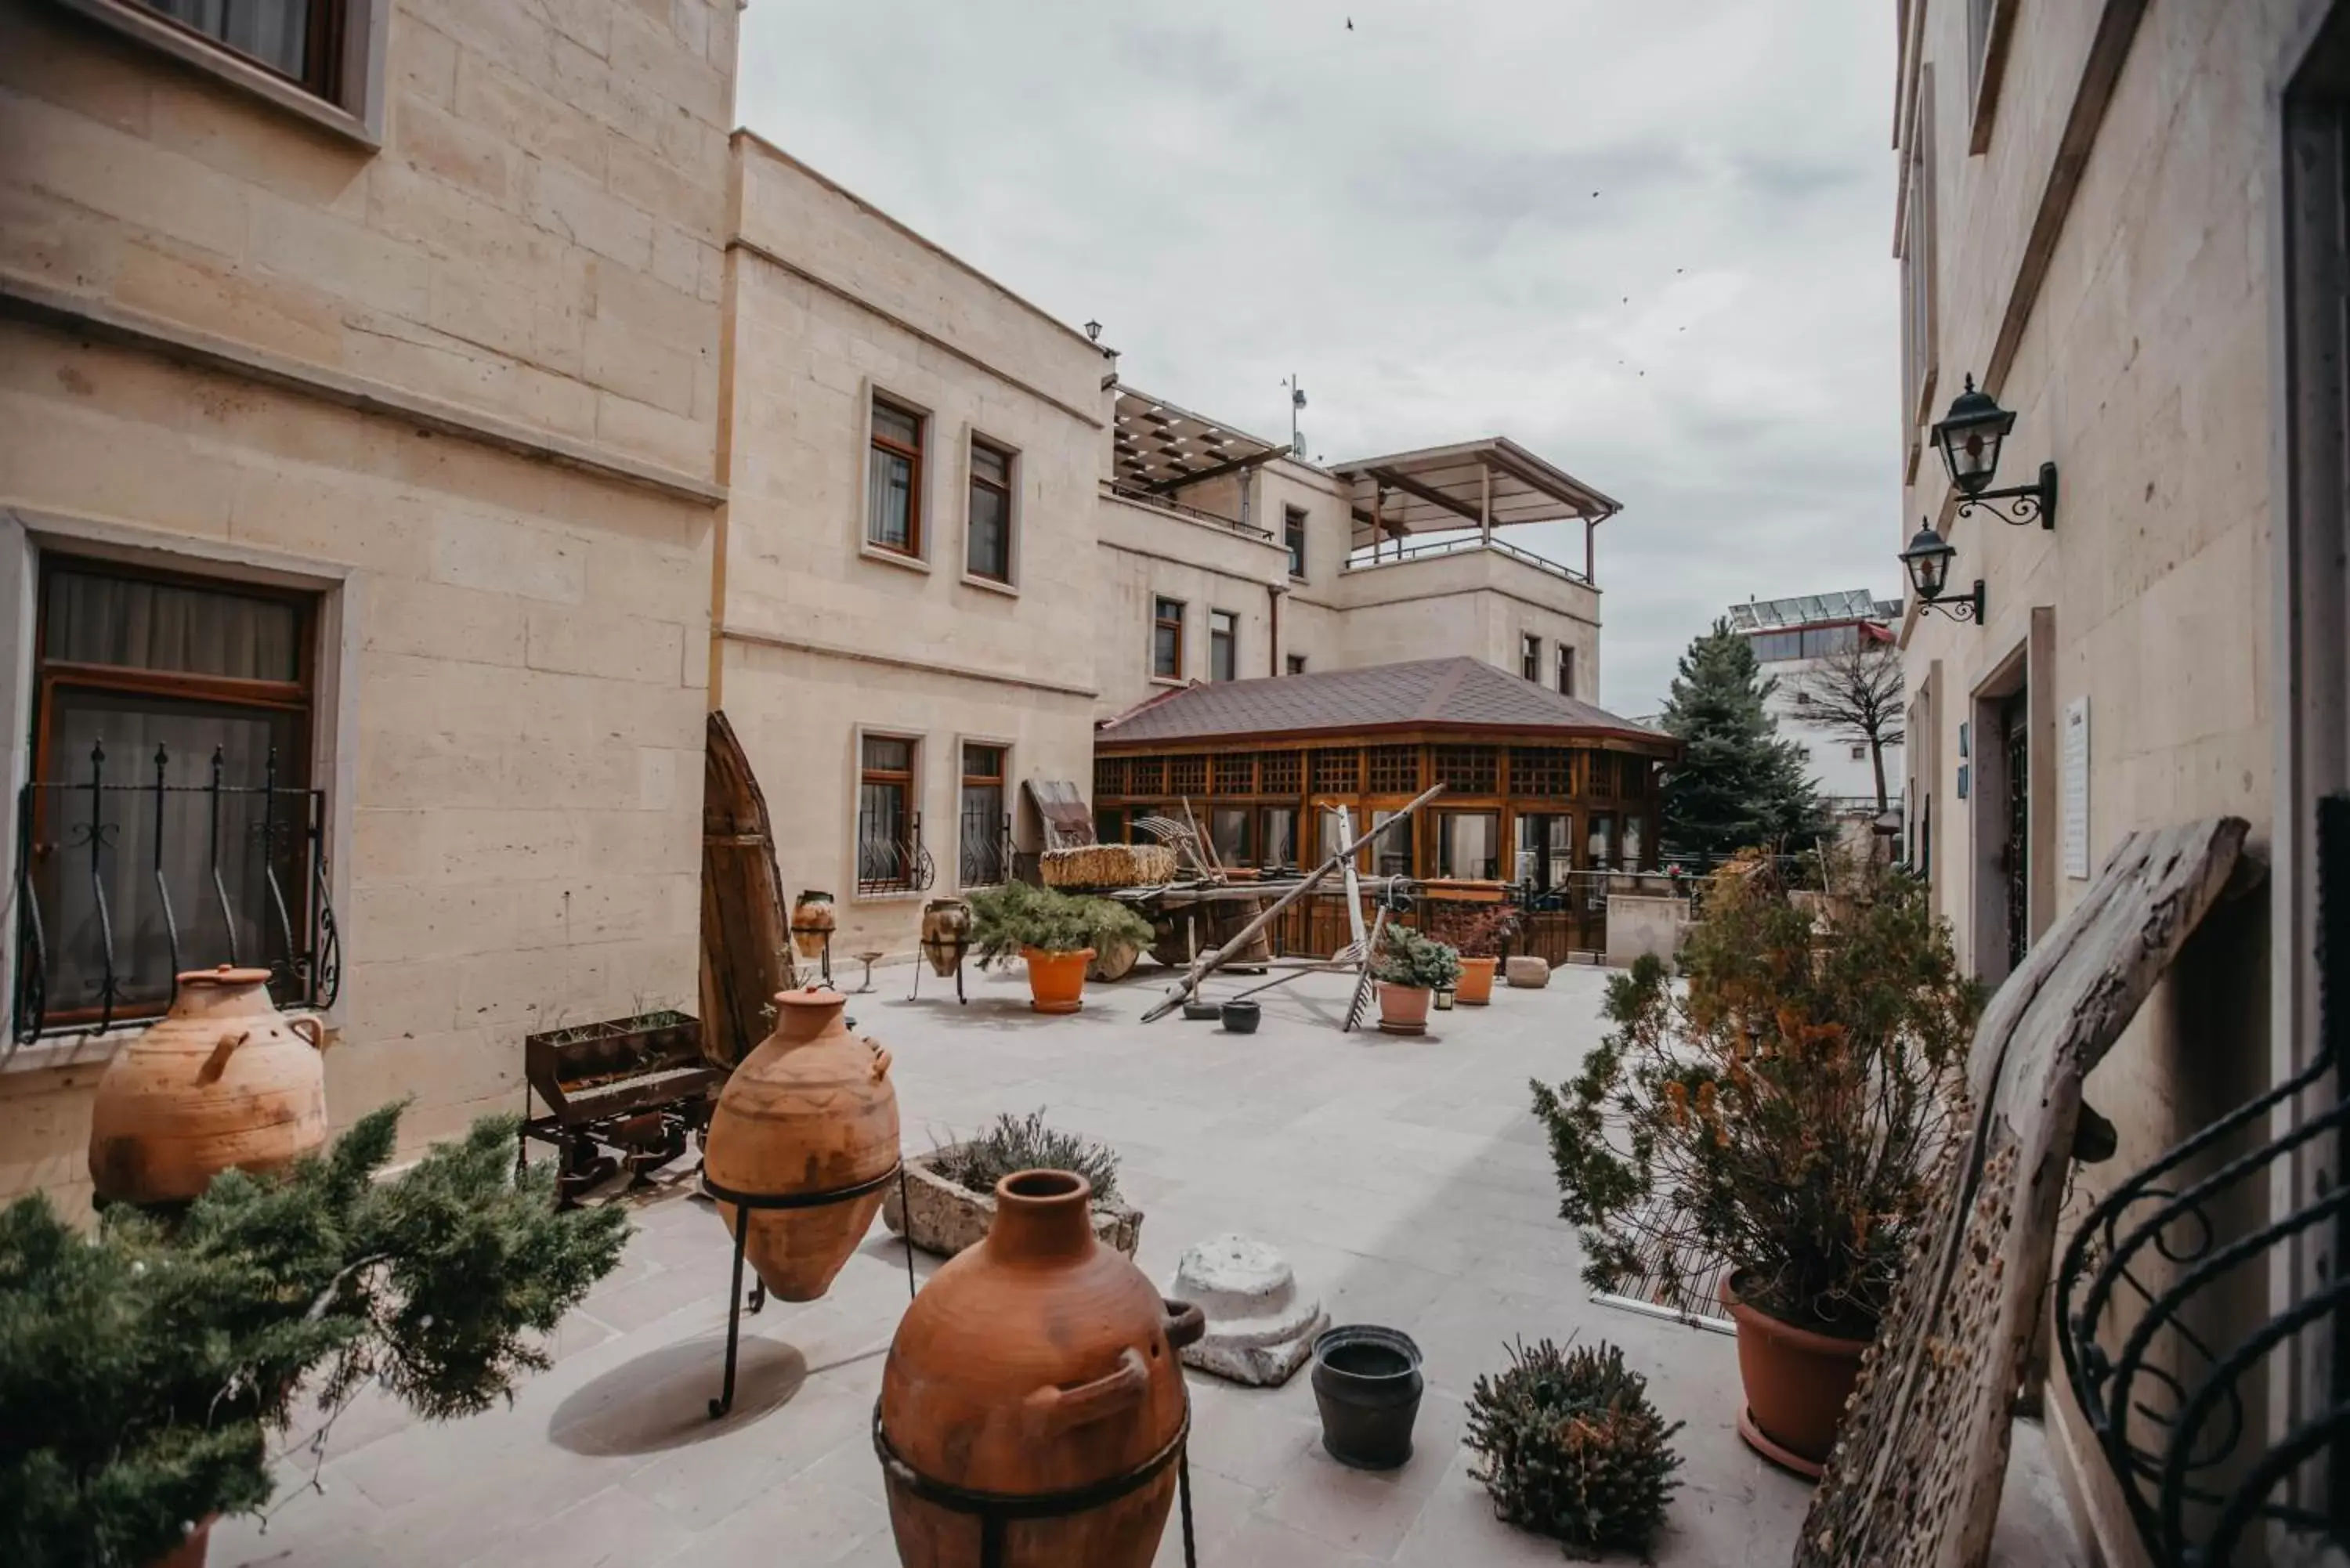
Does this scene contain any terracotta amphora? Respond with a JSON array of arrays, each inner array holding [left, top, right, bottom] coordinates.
[[878, 1169, 1201, 1568], [791, 890, 837, 959], [702, 986, 898, 1301], [88, 966, 327, 1208], [920, 899, 971, 977]]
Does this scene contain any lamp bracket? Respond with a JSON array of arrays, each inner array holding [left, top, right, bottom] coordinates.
[[1918, 579, 1987, 624], [1956, 461, 2057, 530]]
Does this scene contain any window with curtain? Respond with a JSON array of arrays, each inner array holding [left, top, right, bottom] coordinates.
[[1622, 815, 1646, 871], [1586, 811, 1618, 869], [857, 735, 916, 893], [867, 397, 924, 557], [1520, 634, 1541, 682], [1284, 506, 1307, 579], [139, 0, 340, 98], [26, 556, 318, 1027], [1556, 644, 1574, 696], [1209, 807, 1250, 867], [1436, 811, 1499, 880], [958, 743, 1007, 887], [1368, 808, 1412, 878], [1260, 806, 1296, 870], [1209, 610, 1237, 682], [1514, 813, 1571, 891], [1152, 598, 1184, 680], [967, 439, 1013, 582]]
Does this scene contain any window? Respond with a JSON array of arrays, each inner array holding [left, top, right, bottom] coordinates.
[[867, 396, 924, 557], [1368, 809, 1412, 877], [967, 439, 1014, 583], [137, 0, 342, 100], [958, 743, 1007, 887], [1318, 805, 1356, 867], [1622, 815, 1645, 871], [857, 735, 917, 894], [1900, 67, 1939, 428], [1283, 506, 1308, 579], [1515, 813, 1572, 891], [1965, 0, 2012, 151], [1556, 644, 1574, 696], [1209, 610, 1238, 682], [1260, 806, 1297, 869], [1094, 807, 1127, 845], [1209, 807, 1250, 866], [1286, 654, 1307, 675], [1586, 812, 1617, 869], [1436, 811, 1500, 880], [1851, 743, 1869, 762], [1152, 598, 1184, 681], [24, 556, 321, 1028], [1520, 634, 1542, 683]]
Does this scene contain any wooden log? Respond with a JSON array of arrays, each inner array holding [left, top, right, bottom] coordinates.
[[1141, 784, 1444, 1023]]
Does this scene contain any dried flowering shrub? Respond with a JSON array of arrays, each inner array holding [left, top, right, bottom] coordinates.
[[1530, 857, 1978, 1334]]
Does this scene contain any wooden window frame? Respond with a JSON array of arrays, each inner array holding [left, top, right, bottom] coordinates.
[[1286, 653, 1307, 675], [56, 0, 386, 144], [1556, 644, 1574, 697], [1520, 633, 1542, 684], [132, 0, 348, 102], [1152, 597, 1186, 682], [965, 435, 1016, 586], [1283, 505, 1308, 580], [1901, 67, 1940, 434], [867, 396, 927, 561], [856, 732, 920, 897], [1208, 609, 1238, 683]]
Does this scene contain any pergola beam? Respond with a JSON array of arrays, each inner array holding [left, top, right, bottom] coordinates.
[[1366, 464, 1486, 529], [1141, 442, 1286, 497]]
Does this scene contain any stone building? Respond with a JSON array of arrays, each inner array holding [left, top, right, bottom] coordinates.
[[718, 135, 1622, 960], [0, 0, 737, 1214], [1890, 0, 2343, 1556]]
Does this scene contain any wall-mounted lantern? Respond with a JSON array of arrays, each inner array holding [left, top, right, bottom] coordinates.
[[1932, 374, 2056, 529], [1900, 518, 1983, 623]]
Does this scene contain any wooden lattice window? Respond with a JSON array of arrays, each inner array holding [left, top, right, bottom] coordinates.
[[1590, 751, 1617, 798], [1170, 755, 1207, 797], [1094, 756, 1125, 797], [1510, 747, 1574, 797], [1433, 745, 1498, 795], [1311, 747, 1358, 793], [1365, 745, 1419, 795], [1258, 750, 1302, 794], [1126, 756, 1166, 796], [1213, 753, 1256, 794]]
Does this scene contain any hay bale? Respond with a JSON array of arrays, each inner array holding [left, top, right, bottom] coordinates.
[[1041, 843, 1177, 889]]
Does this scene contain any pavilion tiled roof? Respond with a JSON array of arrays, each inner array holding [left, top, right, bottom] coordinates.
[[1095, 657, 1668, 746]]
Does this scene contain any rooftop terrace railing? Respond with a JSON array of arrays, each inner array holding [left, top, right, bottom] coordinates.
[[1103, 482, 1276, 542], [1342, 533, 1593, 587]]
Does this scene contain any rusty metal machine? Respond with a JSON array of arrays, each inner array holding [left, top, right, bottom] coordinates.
[[520, 1011, 720, 1203]]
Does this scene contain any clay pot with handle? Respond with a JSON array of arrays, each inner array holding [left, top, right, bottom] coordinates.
[[87, 966, 328, 1208], [702, 986, 899, 1301], [878, 1168, 1205, 1568]]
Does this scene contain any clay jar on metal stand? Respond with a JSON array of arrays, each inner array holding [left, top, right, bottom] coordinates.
[[88, 965, 327, 1207], [702, 986, 898, 1301], [879, 1169, 1198, 1567]]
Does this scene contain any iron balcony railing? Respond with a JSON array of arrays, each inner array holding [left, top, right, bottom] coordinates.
[[2055, 793, 2349, 1567], [1102, 482, 1277, 542], [12, 740, 341, 1044], [855, 807, 936, 898], [1341, 533, 1594, 588]]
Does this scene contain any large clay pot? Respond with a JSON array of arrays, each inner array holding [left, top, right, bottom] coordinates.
[[920, 899, 971, 977], [878, 1169, 1202, 1568], [1021, 947, 1094, 1014], [1454, 956, 1499, 1005], [88, 966, 327, 1207], [1376, 983, 1431, 1035], [791, 890, 837, 959], [702, 986, 898, 1302], [1722, 1274, 1872, 1477]]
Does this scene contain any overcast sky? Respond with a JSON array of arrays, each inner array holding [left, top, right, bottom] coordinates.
[[737, 2, 1902, 720]]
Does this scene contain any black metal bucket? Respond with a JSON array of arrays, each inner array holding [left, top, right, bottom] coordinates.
[[1310, 1324, 1423, 1469], [1220, 1000, 1261, 1034]]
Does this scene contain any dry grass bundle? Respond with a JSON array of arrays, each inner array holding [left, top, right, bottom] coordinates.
[[1041, 843, 1177, 889]]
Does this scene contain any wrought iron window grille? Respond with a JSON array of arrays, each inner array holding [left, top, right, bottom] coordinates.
[[12, 740, 341, 1045], [958, 809, 1013, 889], [2056, 794, 2348, 1567], [855, 807, 936, 897]]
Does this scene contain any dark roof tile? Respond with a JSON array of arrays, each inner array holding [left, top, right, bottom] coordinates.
[[1095, 657, 1666, 746]]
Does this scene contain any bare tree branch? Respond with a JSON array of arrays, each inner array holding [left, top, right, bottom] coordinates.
[[1788, 639, 1906, 813]]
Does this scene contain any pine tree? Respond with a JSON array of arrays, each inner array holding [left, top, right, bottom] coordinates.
[[1658, 620, 1826, 858], [0, 1106, 629, 1568]]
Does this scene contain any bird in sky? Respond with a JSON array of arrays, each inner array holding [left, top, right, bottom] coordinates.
[[1346, 16, 1354, 27]]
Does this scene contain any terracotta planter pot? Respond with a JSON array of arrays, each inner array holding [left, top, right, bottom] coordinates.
[[1722, 1274, 1872, 1477], [703, 987, 899, 1302], [879, 1169, 1202, 1568], [790, 890, 836, 959], [920, 899, 971, 977], [1454, 956, 1499, 1005], [1022, 947, 1095, 1014], [148, 1516, 214, 1568], [88, 966, 327, 1208], [1376, 983, 1431, 1035]]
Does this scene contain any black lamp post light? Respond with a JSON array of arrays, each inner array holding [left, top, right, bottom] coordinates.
[[1900, 518, 1983, 623], [1933, 374, 2057, 529]]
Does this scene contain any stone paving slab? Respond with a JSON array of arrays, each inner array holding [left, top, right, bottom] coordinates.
[[212, 961, 2081, 1567]]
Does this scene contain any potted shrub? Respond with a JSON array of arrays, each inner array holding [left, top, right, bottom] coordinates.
[[881, 1111, 1141, 1256], [1529, 858, 1976, 1476], [1430, 903, 1519, 1006], [968, 883, 1154, 1014], [0, 1104, 628, 1568], [1370, 924, 1461, 1035], [1465, 1338, 1683, 1557]]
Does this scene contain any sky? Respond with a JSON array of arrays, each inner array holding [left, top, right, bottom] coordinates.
[[736, 2, 1904, 721]]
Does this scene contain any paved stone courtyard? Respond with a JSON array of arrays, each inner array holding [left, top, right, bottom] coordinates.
[[214, 962, 2080, 1567]]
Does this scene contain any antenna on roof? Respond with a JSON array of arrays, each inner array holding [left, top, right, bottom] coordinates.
[[1283, 374, 1307, 456]]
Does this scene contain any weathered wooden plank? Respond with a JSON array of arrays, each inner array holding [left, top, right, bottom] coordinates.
[[1795, 817, 2247, 1568], [698, 710, 794, 1071]]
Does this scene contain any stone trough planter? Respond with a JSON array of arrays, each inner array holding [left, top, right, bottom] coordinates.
[[879, 1142, 1144, 1259]]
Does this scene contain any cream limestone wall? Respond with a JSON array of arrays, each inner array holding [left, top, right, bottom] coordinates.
[[0, 0, 732, 1217], [1894, 1, 2304, 1556], [718, 136, 1107, 959], [1094, 489, 1292, 717], [1330, 547, 1601, 684]]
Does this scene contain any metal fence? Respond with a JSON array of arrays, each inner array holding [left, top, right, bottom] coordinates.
[[855, 808, 935, 897], [1264, 876, 1618, 963], [11, 741, 339, 1044]]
